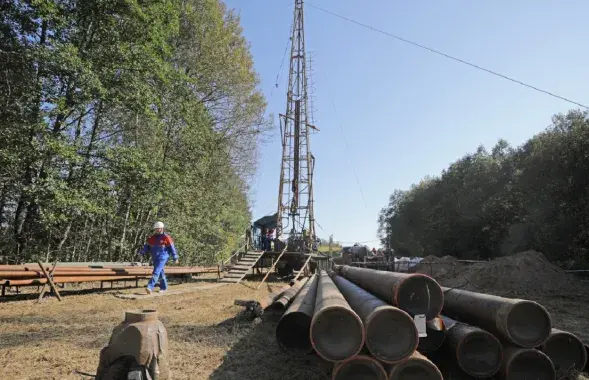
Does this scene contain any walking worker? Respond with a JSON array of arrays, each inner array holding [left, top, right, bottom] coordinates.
[[139, 221, 178, 294]]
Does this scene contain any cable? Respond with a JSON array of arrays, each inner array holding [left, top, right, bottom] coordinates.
[[321, 70, 368, 209], [270, 24, 292, 98], [307, 2, 589, 110]]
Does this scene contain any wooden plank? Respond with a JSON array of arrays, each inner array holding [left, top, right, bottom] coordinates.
[[256, 247, 288, 289], [292, 254, 312, 283]]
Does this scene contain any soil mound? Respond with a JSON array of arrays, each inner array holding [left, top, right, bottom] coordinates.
[[441, 250, 579, 296], [414, 255, 463, 279]]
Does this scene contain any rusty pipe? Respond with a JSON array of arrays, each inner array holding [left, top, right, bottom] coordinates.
[[441, 287, 552, 348], [338, 265, 443, 320], [4, 275, 151, 286], [417, 316, 446, 353], [441, 315, 503, 377], [259, 283, 294, 310], [310, 270, 364, 362], [0, 267, 217, 279], [332, 274, 418, 363], [332, 355, 388, 380], [272, 277, 310, 309], [276, 274, 319, 354], [387, 351, 443, 380], [500, 346, 555, 380], [540, 329, 587, 372]]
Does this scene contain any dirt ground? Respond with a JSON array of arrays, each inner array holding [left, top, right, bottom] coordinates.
[[0, 279, 330, 380]]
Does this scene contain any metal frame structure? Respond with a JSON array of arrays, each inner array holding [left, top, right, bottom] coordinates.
[[277, 0, 317, 250]]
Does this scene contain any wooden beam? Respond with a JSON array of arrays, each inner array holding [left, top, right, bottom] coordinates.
[[37, 261, 62, 301], [256, 246, 288, 289], [292, 254, 312, 283], [37, 261, 59, 302]]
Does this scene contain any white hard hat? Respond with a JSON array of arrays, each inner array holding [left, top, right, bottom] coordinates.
[[153, 221, 164, 229]]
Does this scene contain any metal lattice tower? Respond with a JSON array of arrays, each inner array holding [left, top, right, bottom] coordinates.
[[276, 0, 317, 250]]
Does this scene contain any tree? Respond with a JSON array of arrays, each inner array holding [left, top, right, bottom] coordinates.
[[0, 0, 268, 265], [378, 110, 589, 267]]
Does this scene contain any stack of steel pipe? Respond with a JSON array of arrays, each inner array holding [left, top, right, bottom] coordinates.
[[439, 287, 588, 379], [0, 264, 219, 287], [337, 265, 444, 320], [272, 266, 587, 380]]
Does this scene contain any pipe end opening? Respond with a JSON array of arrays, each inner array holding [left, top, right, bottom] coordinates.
[[543, 332, 588, 372], [389, 358, 443, 380], [506, 349, 555, 380], [276, 312, 313, 354], [506, 301, 551, 347], [333, 356, 387, 380], [311, 308, 364, 361], [397, 275, 443, 320], [457, 331, 502, 377], [366, 307, 418, 362]]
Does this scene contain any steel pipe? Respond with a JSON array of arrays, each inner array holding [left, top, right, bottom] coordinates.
[[272, 277, 309, 309], [332, 355, 387, 380], [441, 315, 503, 377], [500, 346, 555, 380], [387, 351, 443, 380], [276, 274, 319, 354], [332, 274, 418, 363], [417, 316, 446, 353], [540, 329, 587, 372], [441, 287, 552, 348], [338, 265, 443, 320], [310, 270, 364, 362], [259, 283, 294, 310]]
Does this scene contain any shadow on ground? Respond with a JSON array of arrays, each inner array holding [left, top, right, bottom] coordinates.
[[208, 312, 331, 380]]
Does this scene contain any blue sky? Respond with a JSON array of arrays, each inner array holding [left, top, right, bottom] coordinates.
[[224, 0, 589, 247]]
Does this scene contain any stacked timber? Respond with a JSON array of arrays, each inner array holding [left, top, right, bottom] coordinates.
[[270, 266, 587, 380], [0, 263, 219, 287]]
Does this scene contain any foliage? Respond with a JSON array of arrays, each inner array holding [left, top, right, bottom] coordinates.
[[0, 0, 268, 265], [378, 110, 589, 268]]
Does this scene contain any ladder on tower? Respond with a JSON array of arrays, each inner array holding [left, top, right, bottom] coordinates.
[[221, 251, 264, 284]]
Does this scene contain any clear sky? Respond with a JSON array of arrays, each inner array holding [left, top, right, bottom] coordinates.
[[224, 0, 589, 247]]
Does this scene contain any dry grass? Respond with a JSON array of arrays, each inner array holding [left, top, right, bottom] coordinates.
[[0, 279, 331, 380]]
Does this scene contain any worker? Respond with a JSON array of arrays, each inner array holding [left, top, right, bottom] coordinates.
[[245, 225, 253, 251], [266, 228, 275, 251], [139, 221, 178, 294]]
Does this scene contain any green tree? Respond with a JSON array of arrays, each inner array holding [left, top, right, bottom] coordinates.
[[378, 110, 589, 268], [0, 0, 268, 265]]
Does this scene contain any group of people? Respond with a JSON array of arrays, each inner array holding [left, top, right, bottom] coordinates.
[[260, 227, 276, 251], [245, 225, 276, 251]]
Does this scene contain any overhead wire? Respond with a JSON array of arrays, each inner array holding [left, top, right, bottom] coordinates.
[[270, 35, 291, 98], [306, 2, 589, 110], [321, 69, 369, 209]]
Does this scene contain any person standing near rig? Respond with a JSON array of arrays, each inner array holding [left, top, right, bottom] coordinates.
[[139, 221, 179, 294]]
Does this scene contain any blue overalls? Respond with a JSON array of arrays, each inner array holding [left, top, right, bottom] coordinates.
[[139, 233, 178, 291]]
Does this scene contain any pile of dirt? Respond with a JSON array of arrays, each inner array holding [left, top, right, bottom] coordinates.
[[441, 250, 581, 296], [414, 255, 463, 280]]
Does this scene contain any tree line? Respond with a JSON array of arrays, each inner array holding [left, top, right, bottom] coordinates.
[[378, 110, 589, 268], [0, 0, 268, 265]]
